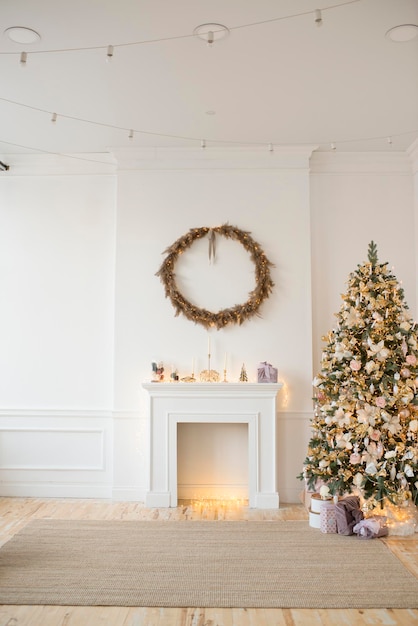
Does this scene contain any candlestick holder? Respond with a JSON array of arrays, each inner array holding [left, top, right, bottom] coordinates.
[[199, 349, 220, 382], [181, 375, 196, 382], [223, 369, 228, 383], [199, 358, 220, 382], [181, 367, 196, 383]]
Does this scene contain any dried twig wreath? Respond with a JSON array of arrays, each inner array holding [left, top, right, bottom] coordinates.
[[156, 224, 274, 329]]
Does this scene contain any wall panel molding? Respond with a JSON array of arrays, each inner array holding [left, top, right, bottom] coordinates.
[[0, 409, 113, 499], [0, 427, 105, 471], [0, 408, 113, 418]]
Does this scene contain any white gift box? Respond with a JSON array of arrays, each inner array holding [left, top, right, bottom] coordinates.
[[309, 509, 321, 529], [309, 493, 336, 530], [310, 492, 332, 513]]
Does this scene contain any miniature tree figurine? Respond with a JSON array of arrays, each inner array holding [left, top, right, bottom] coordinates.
[[300, 241, 418, 509], [239, 363, 248, 382]]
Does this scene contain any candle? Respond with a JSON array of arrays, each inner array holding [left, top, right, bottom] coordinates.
[[192, 358, 195, 374], [208, 335, 211, 355], [224, 352, 227, 370]]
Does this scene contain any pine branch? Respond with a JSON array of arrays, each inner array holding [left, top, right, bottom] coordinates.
[[368, 240, 378, 266]]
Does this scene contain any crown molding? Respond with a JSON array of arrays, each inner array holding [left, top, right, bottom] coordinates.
[[1, 148, 414, 177], [110, 145, 318, 171], [407, 137, 418, 175], [310, 151, 413, 175], [0, 153, 117, 176]]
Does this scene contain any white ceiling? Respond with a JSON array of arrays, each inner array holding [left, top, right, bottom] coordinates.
[[0, 0, 417, 160]]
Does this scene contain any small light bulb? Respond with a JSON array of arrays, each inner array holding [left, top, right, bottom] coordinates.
[[331, 142, 336, 151], [268, 143, 274, 153], [207, 31, 214, 46], [315, 9, 323, 27], [19, 51, 27, 67], [387, 136, 392, 145], [51, 112, 57, 123], [128, 129, 134, 140], [106, 45, 114, 62], [201, 139, 206, 149]]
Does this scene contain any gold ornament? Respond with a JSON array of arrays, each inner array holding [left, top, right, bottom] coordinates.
[[156, 224, 274, 330], [199, 369, 220, 382]]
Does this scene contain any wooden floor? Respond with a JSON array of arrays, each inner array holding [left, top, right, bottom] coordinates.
[[0, 497, 417, 626]]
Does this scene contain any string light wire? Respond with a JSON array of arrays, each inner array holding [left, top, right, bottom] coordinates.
[[0, 94, 416, 152], [0, 138, 116, 166], [0, 0, 416, 155], [0, 92, 418, 152], [0, 1, 360, 56]]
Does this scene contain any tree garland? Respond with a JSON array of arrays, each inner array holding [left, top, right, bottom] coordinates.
[[156, 224, 274, 330]]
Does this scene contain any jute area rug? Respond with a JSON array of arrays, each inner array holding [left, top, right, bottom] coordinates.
[[0, 520, 417, 608]]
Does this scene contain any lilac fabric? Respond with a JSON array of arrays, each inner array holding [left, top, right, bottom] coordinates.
[[335, 496, 364, 535], [257, 362, 278, 383], [353, 517, 389, 539]]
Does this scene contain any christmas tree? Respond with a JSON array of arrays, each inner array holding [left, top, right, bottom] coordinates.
[[300, 242, 418, 509]]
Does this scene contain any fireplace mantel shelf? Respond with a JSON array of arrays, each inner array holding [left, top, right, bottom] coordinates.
[[142, 382, 282, 396], [142, 381, 283, 509]]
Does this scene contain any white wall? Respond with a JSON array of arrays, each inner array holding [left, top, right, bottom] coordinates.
[[310, 152, 416, 374], [409, 140, 418, 298], [0, 147, 416, 504], [0, 170, 116, 408], [112, 148, 314, 503], [0, 160, 116, 496]]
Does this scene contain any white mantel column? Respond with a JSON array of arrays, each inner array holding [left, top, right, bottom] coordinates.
[[142, 382, 283, 509]]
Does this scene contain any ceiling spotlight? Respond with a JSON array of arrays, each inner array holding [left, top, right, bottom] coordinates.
[[268, 143, 274, 152], [193, 23, 230, 46], [331, 143, 336, 151], [106, 45, 114, 62], [5, 26, 41, 44], [128, 129, 134, 140], [19, 51, 27, 66], [201, 139, 206, 149], [386, 24, 418, 42], [315, 9, 323, 27], [51, 112, 57, 123]]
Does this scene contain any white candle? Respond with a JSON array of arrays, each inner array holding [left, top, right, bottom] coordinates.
[[192, 358, 195, 373], [208, 335, 211, 355], [224, 352, 227, 370]]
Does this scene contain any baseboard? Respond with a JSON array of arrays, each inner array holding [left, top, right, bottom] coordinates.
[[111, 487, 146, 502]]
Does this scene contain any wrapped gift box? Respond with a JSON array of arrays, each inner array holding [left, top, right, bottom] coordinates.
[[320, 499, 337, 533]]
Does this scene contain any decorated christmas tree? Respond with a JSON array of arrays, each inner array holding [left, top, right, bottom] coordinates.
[[300, 242, 418, 509]]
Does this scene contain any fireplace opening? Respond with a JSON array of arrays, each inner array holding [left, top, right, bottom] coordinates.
[[177, 422, 248, 501]]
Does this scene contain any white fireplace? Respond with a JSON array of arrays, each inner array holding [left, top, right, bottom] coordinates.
[[142, 382, 283, 508]]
